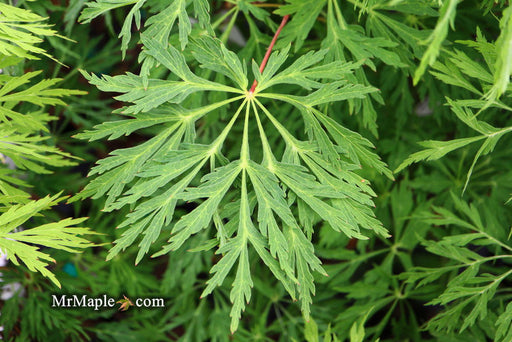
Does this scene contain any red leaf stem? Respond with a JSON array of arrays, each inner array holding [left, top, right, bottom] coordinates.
[[249, 14, 290, 94]]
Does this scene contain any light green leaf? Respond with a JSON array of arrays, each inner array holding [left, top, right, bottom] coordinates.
[[191, 36, 248, 90], [484, 5, 512, 101], [0, 195, 95, 288], [0, 3, 62, 60], [164, 161, 242, 251], [414, 0, 460, 84], [275, 0, 327, 52], [395, 136, 485, 173]]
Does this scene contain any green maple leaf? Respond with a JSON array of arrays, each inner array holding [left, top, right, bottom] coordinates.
[[76, 28, 391, 330], [0, 195, 96, 288]]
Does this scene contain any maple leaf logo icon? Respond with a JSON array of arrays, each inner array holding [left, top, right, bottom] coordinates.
[[116, 295, 134, 311]]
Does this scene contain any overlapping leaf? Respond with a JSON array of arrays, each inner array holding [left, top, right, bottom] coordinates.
[[0, 3, 62, 60], [0, 3, 92, 287], [403, 194, 512, 339], [79, 0, 211, 85], [413, 0, 460, 84], [0, 195, 96, 288]]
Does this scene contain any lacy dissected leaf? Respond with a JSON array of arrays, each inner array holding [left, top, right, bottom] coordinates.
[[275, 0, 406, 138], [0, 70, 84, 178], [0, 131, 76, 174], [275, 0, 327, 52], [77, 32, 390, 330], [413, 0, 460, 84], [395, 136, 485, 173], [403, 194, 512, 337], [366, 2, 433, 60], [323, 1, 404, 72], [396, 99, 512, 193], [484, 5, 512, 102], [319, 0, 406, 135], [79, 35, 241, 115], [428, 29, 512, 111], [190, 36, 248, 89], [0, 71, 85, 131], [252, 45, 362, 92], [79, 0, 144, 59], [0, 195, 96, 288], [79, 0, 211, 58], [404, 29, 512, 194], [0, 3, 91, 289], [0, 3, 63, 60], [0, 168, 31, 205]]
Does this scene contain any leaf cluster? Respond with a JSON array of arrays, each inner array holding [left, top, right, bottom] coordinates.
[[2, 0, 512, 341], [0, 3, 94, 289]]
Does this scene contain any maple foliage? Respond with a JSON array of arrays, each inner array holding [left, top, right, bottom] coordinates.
[[1, 0, 512, 341]]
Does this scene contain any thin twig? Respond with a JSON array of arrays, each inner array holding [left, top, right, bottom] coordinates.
[[249, 14, 290, 94]]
